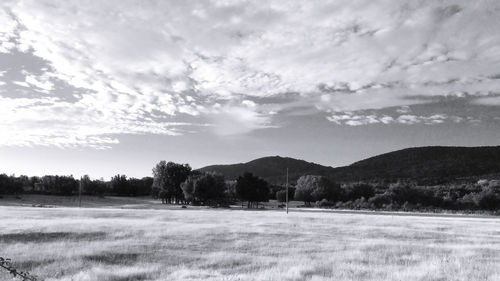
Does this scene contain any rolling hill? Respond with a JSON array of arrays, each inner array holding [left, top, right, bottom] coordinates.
[[198, 146, 500, 184], [199, 156, 333, 184]]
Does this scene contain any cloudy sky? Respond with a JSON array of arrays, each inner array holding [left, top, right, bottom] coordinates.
[[1, 0, 500, 179]]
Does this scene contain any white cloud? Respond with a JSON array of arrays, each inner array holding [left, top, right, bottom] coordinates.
[[328, 112, 461, 126], [0, 96, 192, 149], [1, 0, 500, 147], [24, 73, 54, 92], [472, 96, 500, 106], [202, 100, 273, 136], [12, 81, 29, 87]]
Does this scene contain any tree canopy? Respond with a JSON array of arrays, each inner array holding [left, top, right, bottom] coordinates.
[[295, 175, 340, 206], [235, 172, 270, 208], [152, 161, 191, 204], [181, 173, 226, 205]]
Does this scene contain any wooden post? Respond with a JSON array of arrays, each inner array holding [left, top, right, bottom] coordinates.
[[286, 168, 289, 214], [78, 177, 82, 208]]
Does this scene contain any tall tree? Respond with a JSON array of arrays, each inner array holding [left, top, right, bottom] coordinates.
[[294, 175, 316, 206], [81, 175, 91, 194], [152, 161, 191, 204], [182, 173, 226, 205], [111, 174, 131, 196], [295, 175, 340, 206], [235, 172, 270, 208], [0, 174, 23, 194]]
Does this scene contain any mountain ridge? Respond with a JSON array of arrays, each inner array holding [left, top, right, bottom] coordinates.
[[198, 146, 500, 184]]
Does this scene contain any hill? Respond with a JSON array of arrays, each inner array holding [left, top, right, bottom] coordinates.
[[332, 146, 500, 183], [198, 156, 333, 184], [199, 146, 500, 184]]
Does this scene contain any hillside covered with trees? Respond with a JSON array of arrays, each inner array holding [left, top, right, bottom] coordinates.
[[199, 156, 333, 184], [200, 146, 500, 184]]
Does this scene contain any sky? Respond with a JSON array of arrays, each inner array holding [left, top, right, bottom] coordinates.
[[1, 0, 500, 179]]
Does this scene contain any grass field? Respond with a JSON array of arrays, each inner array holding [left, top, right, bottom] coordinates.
[[1, 203, 499, 281]]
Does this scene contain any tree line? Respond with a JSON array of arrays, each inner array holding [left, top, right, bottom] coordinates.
[[291, 175, 500, 212], [1, 161, 499, 212], [0, 174, 152, 197], [151, 161, 270, 208]]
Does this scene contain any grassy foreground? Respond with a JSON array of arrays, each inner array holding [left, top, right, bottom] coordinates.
[[0, 206, 499, 281]]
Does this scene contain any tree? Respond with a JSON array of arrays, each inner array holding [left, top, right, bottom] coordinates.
[[235, 172, 270, 208], [39, 175, 78, 195], [182, 173, 226, 206], [0, 174, 23, 195], [81, 175, 91, 194], [128, 177, 154, 196], [111, 174, 131, 196], [475, 189, 500, 210], [152, 161, 191, 204], [276, 190, 287, 203], [295, 175, 316, 206], [224, 180, 237, 201], [276, 187, 295, 203], [86, 179, 107, 196], [295, 175, 340, 206], [345, 183, 375, 201], [181, 175, 197, 203]]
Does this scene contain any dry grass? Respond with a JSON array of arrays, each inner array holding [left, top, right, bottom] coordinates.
[[0, 206, 499, 281]]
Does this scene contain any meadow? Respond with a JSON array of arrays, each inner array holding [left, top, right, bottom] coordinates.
[[0, 202, 499, 281]]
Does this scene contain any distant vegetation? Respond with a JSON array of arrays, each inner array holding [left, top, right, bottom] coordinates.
[[338, 146, 500, 184], [0, 174, 152, 198], [199, 156, 333, 184], [1, 145, 500, 213], [200, 146, 500, 184]]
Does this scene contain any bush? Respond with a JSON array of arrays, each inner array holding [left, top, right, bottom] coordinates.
[[368, 193, 392, 208], [345, 184, 375, 201], [181, 173, 226, 206], [316, 198, 335, 208], [275, 187, 295, 203], [295, 175, 340, 206], [276, 190, 287, 203], [473, 188, 500, 210]]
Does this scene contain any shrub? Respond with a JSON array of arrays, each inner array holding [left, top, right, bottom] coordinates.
[[345, 184, 375, 201], [295, 175, 340, 206]]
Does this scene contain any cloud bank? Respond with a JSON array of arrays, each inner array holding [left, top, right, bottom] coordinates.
[[1, 0, 500, 148]]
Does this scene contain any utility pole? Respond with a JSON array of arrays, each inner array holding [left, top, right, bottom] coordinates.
[[286, 168, 289, 214], [78, 176, 82, 208]]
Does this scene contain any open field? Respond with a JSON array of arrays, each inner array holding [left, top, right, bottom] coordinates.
[[1, 205, 499, 281], [0, 194, 307, 210], [0, 195, 161, 209]]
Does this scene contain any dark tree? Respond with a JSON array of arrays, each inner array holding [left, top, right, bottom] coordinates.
[[276, 187, 295, 203], [182, 173, 226, 206], [235, 172, 270, 208], [128, 177, 154, 196], [80, 175, 91, 194], [467, 187, 500, 210], [111, 174, 131, 196], [38, 175, 78, 195], [345, 183, 376, 201], [86, 179, 107, 196], [152, 161, 191, 204], [0, 174, 23, 195]]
